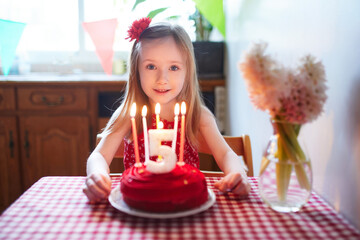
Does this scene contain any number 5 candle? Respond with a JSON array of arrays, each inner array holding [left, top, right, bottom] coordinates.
[[147, 124, 176, 173]]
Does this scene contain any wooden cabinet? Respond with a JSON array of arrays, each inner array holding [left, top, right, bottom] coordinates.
[[0, 82, 94, 213], [18, 116, 89, 190], [0, 117, 22, 213]]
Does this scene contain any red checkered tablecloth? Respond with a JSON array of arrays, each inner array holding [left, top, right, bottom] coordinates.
[[0, 176, 359, 240]]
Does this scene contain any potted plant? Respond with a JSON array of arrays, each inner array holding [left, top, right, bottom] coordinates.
[[189, 7, 224, 79], [131, 0, 225, 78]]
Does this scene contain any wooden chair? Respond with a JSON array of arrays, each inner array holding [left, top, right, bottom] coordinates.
[[96, 134, 253, 177], [197, 134, 253, 177]]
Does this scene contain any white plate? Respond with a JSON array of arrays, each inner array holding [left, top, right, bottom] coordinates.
[[108, 187, 216, 219]]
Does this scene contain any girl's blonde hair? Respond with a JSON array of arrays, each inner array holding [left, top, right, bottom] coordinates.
[[103, 22, 204, 146]]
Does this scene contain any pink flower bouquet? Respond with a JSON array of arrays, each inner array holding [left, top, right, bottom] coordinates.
[[239, 42, 327, 201]]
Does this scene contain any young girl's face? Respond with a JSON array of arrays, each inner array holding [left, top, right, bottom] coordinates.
[[138, 36, 186, 111]]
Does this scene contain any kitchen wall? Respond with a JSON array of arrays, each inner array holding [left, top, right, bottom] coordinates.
[[224, 0, 360, 229]]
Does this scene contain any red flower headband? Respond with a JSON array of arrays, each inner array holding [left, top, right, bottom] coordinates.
[[126, 17, 152, 42]]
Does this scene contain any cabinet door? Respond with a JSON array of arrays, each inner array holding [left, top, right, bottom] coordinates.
[[0, 117, 22, 213], [19, 116, 89, 190]]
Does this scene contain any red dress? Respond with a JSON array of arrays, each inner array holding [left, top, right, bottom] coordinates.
[[123, 115, 199, 170]]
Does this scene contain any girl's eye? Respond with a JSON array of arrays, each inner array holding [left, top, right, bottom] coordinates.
[[170, 65, 179, 71], [146, 64, 156, 70]]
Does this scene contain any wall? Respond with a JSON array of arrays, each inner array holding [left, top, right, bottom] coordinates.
[[224, 0, 360, 229]]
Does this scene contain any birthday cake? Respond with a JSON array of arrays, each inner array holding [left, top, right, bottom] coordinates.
[[120, 163, 208, 213], [121, 102, 208, 212]]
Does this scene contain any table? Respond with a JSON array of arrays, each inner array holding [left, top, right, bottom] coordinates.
[[0, 177, 359, 240]]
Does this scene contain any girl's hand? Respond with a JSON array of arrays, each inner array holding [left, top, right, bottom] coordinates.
[[214, 172, 251, 196], [83, 173, 112, 203]]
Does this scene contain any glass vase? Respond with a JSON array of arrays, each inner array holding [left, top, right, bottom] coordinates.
[[259, 120, 312, 213]]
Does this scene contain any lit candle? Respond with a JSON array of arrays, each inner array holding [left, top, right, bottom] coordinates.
[[178, 101, 186, 165], [142, 105, 149, 163], [130, 103, 140, 166], [172, 103, 179, 152], [155, 103, 162, 161], [155, 103, 160, 129]]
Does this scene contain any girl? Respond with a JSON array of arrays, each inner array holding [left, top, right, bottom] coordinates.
[[83, 18, 250, 202]]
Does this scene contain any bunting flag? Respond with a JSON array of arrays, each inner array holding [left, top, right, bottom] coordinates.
[[82, 19, 117, 75], [0, 19, 26, 76], [193, 0, 225, 38]]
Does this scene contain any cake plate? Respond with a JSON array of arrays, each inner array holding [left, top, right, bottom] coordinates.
[[108, 187, 216, 219]]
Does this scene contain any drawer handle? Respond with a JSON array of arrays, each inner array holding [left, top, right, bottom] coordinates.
[[41, 96, 64, 106], [9, 130, 14, 158], [24, 130, 30, 158]]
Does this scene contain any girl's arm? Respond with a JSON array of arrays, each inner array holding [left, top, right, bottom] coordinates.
[[83, 119, 131, 202], [199, 106, 250, 196]]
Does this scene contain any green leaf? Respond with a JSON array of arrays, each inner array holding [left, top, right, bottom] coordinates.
[[166, 15, 181, 21], [132, 0, 146, 11], [147, 7, 169, 19]]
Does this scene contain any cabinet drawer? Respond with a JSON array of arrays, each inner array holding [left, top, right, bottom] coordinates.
[[0, 87, 16, 110], [18, 87, 88, 111]]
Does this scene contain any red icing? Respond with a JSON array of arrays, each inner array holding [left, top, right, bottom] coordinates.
[[121, 163, 208, 212]]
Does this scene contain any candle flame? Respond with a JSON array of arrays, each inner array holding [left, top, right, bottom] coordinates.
[[130, 103, 136, 117], [174, 103, 180, 115], [181, 102, 186, 115], [142, 105, 147, 117], [158, 121, 164, 129], [155, 103, 160, 115]]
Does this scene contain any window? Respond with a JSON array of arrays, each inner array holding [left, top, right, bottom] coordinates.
[[1, 0, 78, 51], [0, 0, 196, 74]]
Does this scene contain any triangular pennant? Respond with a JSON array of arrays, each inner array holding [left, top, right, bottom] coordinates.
[[82, 19, 117, 75], [0, 19, 26, 76]]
